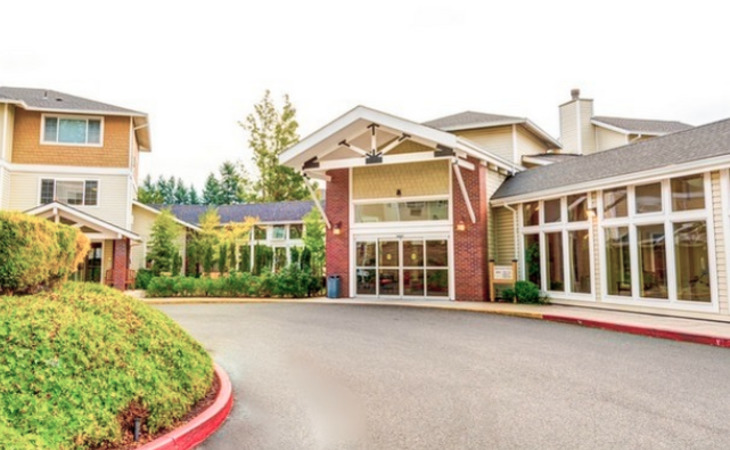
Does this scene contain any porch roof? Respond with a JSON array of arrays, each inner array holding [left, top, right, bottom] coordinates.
[[279, 105, 519, 174], [24, 201, 141, 241]]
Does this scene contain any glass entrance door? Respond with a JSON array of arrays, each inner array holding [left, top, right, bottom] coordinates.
[[355, 237, 449, 298]]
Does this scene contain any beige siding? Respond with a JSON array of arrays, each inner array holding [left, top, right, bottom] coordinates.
[[0, 167, 9, 209], [103, 239, 114, 281], [559, 101, 578, 153], [559, 99, 594, 154], [578, 100, 596, 153], [594, 126, 629, 152], [352, 160, 449, 200], [130, 204, 187, 273], [386, 140, 433, 156], [487, 169, 506, 260], [0, 104, 15, 161], [711, 172, 728, 314], [453, 126, 514, 162], [8, 171, 130, 227], [493, 206, 516, 265], [516, 126, 551, 158]]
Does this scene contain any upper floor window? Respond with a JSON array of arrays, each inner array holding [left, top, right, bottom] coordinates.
[[272, 225, 286, 240], [42, 116, 103, 146], [289, 224, 303, 239], [40, 179, 98, 206], [354, 199, 449, 223]]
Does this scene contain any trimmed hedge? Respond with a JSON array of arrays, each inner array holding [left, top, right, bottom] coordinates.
[[146, 266, 324, 298], [501, 281, 548, 304], [0, 212, 90, 295], [0, 282, 213, 448]]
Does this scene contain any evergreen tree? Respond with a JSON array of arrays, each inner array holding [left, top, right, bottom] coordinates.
[[173, 178, 190, 205], [138, 174, 164, 205], [202, 173, 223, 205], [219, 161, 248, 204], [188, 186, 201, 205], [240, 90, 309, 202], [146, 209, 182, 274]]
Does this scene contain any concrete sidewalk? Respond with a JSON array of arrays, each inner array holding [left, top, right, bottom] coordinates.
[[142, 295, 730, 348]]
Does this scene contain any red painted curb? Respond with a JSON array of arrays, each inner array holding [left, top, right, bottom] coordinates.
[[542, 314, 730, 348], [139, 363, 233, 450]]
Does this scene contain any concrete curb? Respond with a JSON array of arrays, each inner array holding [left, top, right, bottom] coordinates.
[[139, 363, 233, 450]]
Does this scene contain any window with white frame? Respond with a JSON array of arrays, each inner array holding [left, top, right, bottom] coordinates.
[[521, 195, 592, 296], [600, 173, 712, 305], [40, 179, 98, 206], [354, 198, 449, 223], [272, 225, 286, 240], [42, 116, 103, 145]]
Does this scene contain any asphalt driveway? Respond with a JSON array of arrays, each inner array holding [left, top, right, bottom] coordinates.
[[158, 303, 730, 449]]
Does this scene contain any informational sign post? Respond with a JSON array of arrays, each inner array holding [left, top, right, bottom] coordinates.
[[489, 259, 518, 302]]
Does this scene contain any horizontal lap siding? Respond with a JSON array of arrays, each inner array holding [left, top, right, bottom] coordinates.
[[352, 160, 449, 200], [487, 169, 507, 262], [8, 172, 130, 228], [493, 206, 516, 265], [454, 126, 514, 162]]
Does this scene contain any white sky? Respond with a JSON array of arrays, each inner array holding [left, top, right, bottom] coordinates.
[[3, 0, 730, 189]]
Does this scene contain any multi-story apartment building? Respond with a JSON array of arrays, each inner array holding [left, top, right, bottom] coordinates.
[[0, 87, 195, 289]]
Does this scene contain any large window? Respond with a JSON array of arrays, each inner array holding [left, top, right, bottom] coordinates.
[[43, 116, 102, 145], [40, 179, 98, 206], [354, 199, 448, 223], [601, 173, 713, 307], [521, 194, 592, 296]]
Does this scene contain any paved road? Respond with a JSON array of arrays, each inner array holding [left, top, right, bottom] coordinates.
[[158, 303, 730, 449]]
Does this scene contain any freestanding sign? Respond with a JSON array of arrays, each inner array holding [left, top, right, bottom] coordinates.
[[489, 259, 518, 302]]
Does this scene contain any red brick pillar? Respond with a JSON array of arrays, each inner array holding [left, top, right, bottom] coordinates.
[[452, 159, 489, 301], [112, 238, 130, 291], [325, 169, 350, 298]]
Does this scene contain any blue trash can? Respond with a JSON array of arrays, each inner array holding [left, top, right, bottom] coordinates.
[[327, 275, 341, 299]]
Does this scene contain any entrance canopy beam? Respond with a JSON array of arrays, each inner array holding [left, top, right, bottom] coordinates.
[[453, 162, 477, 224], [304, 178, 331, 229]]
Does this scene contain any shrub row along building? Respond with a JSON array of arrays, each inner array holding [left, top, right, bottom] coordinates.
[[280, 89, 730, 321]]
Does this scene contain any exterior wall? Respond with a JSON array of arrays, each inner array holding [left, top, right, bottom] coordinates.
[[130, 204, 187, 273], [352, 160, 449, 200], [111, 238, 130, 290], [1, 104, 15, 162], [711, 171, 728, 315], [103, 238, 114, 282], [559, 99, 595, 154], [486, 168, 507, 261], [515, 126, 550, 158], [452, 157, 488, 301], [492, 206, 516, 265], [8, 171, 130, 228], [594, 127, 629, 152], [325, 168, 350, 297], [11, 109, 131, 168], [453, 126, 514, 162]]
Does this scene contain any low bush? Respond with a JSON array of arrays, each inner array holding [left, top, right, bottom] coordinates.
[[135, 268, 156, 290], [0, 282, 213, 448], [146, 265, 324, 298], [514, 280, 548, 304], [0, 212, 90, 295]]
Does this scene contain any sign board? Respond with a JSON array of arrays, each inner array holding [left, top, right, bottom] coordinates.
[[493, 266, 514, 281], [488, 260, 518, 302]]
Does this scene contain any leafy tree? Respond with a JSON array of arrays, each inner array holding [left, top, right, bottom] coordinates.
[[173, 178, 189, 205], [240, 90, 309, 202], [302, 207, 325, 277], [203, 244, 216, 276], [219, 242, 229, 274], [202, 173, 223, 206], [171, 251, 183, 276], [146, 209, 182, 275], [157, 176, 176, 205]]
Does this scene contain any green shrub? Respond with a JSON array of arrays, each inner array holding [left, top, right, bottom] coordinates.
[[146, 265, 323, 298], [135, 268, 155, 290], [0, 212, 90, 295], [0, 282, 213, 448], [500, 287, 516, 302], [514, 280, 547, 304]]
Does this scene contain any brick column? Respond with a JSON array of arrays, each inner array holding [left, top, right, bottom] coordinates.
[[325, 169, 350, 298], [452, 159, 489, 301], [112, 238, 130, 291]]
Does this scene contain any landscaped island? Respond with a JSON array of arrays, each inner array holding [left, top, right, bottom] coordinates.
[[0, 213, 214, 448]]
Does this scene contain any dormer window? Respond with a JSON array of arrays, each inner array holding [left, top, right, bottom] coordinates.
[[42, 115, 103, 146]]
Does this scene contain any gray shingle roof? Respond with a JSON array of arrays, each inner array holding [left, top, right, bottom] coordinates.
[[493, 118, 730, 200], [157, 201, 316, 226], [523, 153, 583, 164], [592, 115, 692, 135], [0, 87, 144, 115], [423, 111, 523, 130]]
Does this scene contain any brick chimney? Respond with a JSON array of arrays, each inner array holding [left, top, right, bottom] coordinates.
[[559, 89, 595, 154]]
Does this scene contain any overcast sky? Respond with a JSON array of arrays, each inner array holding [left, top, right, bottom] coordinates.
[[3, 0, 730, 189]]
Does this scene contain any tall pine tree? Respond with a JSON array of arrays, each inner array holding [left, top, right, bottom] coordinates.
[[219, 161, 249, 204], [202, 173, 223, 205], [173, 178, 190, 205]]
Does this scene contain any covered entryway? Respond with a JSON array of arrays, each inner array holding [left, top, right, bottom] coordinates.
[[354, 236, 450, 299]]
